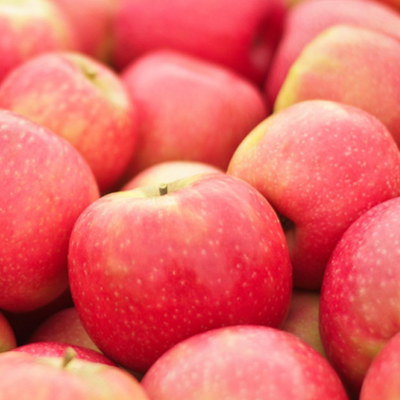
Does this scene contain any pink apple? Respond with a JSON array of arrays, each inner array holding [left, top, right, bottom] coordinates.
[[266, 0, 400, 108], [52, 0, 116, 61], [0, 0, 78, 84], [0, 311, 16, 353], [29, 307, 99, 352], [320, 197, 400, 396], [281, 289, 325, 357], [112, 0, 285, 84], [142, 325, 349, 400], [228, 100, 400, 290], [121, 50, 267, 177], [13, 342, 116, 366], [275, 25, 400, 148], [68, 173, 292, 373], [0, 51, 138, 193], [0, 110, 99, 313], [122, 161, 223, 191], [360, 331, 400, 400], [0, 350, 150, 399]]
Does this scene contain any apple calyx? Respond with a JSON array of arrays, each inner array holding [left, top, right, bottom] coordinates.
[[62, 347, 77, 369], [158, 183, 168, 196]]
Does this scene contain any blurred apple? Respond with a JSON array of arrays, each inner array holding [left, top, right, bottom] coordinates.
[[142, 325, 348, 400], [0, 110, 99, 313], [121, 50, 267, 178], [0, 51, 138, 193], [228, 100, 400, 290], [0, 311, 16, 352], [69, 173, 292, 372]]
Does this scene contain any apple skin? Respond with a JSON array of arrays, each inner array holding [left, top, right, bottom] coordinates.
[[228, 100, 400, 290], [113, 0, 285, 85], [0, 0, 78, 84], [122, 161, 223, 191], [320, 197, 400, 396], [266, 0, 400, 108], [68, 173, 292, 373], [360, 332, 400, 400], [141, 325, 349, 400], [275, 25, 400, 149], [0, 51, 138, 193], [0, 110, 99, 313], [281, 290, 325, 357], [0, 311, 16, 353], [0, 351, 150, 400], [121, 50, 267, 177], [13, 342, 116, 366]]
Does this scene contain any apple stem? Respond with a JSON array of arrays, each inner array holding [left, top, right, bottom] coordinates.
[[84, 66, 98, 80], [159, 183, 168, 196], [62, 347, 77, 369]]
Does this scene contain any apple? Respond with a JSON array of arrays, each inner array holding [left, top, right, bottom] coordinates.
[[0, 311, 16, 353], [228, 100, 400, 290], [0, 51, 138, 193], [121, 50, 267, 178], [0, 350, 150, 399], [121, 161, 223, 191], [141, 325, 349, 400], [112, 0, 286, 84], [0, 0, 78, 84], [13, 342, 116, 366], [320, 196, 400, 396], [281, 289, 325, 357], [275, 25, 400, 149], [29, 307, 99, 353], [68, 173, 292, 373], [266, 0, 400, 108], [0, 109, 99, 313], [360, 331, 400, 400], [52, 0, 116, 62]]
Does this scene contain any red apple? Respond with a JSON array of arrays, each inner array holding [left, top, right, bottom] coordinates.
[[266, 0, 400, 108], [122, 161, 223, 191], [68, 173, 292, 373], [275, 25, 400, 148], [121, 50, 267, 177], [320, 196, 400, 396], [0, 350, 150, 399], [0, 311, 16, 353], [13, 342, 116, 366], [0, 0, 78, 84], [0, 51, 138, 193], [228, 100, 400, 290], [0, 110, 99, 313], [281, 289, 325, 357], [29, 307, 99, 352], [113, 0, 285, 84], [142, 325, 349, 400], [360, 331, 400, 400]]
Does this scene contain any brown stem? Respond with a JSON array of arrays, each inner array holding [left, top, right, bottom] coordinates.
[[159, 183, 168, 196], [62, 347, 77, 368]]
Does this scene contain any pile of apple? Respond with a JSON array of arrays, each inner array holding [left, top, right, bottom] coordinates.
[[2, 0, 400, 399]]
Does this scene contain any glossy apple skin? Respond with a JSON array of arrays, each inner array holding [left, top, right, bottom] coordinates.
[[266, 0, 400, 108], [122, 161, 223, 191], [142, 325, 349, 400], [275, 25, 400, 148], [121, 50, 267, 177], [0, 311, 16, 353], [113, 0, 285, 84], [0, 51, 137, 193], [68, 173, 292, 372], [0, 351, 150, 400], [0, 110, 99, 313], [281, 290, 325, 357], [0, 0, 78, 84], [228, 100, 400, 290], [320, 197, 400, 396], [29, 307, 99, 352], [360, 332, 400, 400]]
